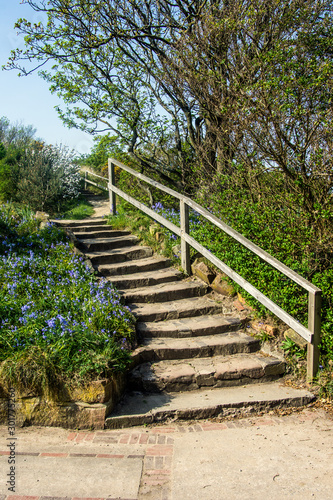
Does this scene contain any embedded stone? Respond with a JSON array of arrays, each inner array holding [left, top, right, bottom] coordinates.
[[211, 275, 236, 296], [284, 328, 308, 348], [191, 260, 216, 285]]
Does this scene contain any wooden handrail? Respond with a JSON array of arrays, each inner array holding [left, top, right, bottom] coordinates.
[[84, 160, 322, 380]]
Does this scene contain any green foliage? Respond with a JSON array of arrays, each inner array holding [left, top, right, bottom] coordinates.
[[281, 337, 307, 360], [55, 196, 94, 220], [0, 203, 136, 394], [0, 143, 6, 160]]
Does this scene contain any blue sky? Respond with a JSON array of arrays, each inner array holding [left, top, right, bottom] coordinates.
[[0, 0, 94, 155]]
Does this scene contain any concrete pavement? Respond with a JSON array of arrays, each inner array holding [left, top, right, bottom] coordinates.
[[0, 404, 332, 500]]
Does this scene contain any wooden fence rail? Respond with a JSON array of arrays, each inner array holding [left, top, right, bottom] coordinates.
[[84, 160, 322, 381]]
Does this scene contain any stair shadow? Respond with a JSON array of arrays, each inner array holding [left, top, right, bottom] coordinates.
[[113, 389, 174, 417]]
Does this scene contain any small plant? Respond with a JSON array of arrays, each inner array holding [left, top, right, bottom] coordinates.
[[281, 336, 307, 360], [254, 330, 275, 343]]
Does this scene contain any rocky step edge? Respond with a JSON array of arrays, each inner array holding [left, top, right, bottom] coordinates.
[[97, 256, 172, 276], [106, 267, 184, 290], [121, 278, 208, 304], [128, 353, 286, 393], [105, 381, 315, 428], [131, 330, 261, 364], [76, 234, 139, 252]]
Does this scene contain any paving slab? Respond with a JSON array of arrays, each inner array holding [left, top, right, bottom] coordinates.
[[9, 455, 142, 498], [172, 411, 333, 499]]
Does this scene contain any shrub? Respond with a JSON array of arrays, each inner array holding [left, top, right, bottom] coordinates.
[[15, 145, 81, 212]]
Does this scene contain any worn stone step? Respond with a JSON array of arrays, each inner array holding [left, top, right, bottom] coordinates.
[[105, 381, 315, 428], [132, 331, 260, 364], [86, 246, 153, 265], [79, 235, 139, 252], [122, 279, 208, 304], [108, 268, 183, 290], [53, 217, 107, 228], [97, 256, 172, 276], [129, 353, 286, 392], [137, 314, 243, 338], [74, 229, 131, 239], [130, 296, 224, 322]]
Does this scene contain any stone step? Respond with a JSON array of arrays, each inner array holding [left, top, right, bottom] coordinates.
[[53, 217, 107, 228], [129, 353, 286, 392], [97, 256, 172, 276], [105, 381, 315, 428], [107, 268, 183, 290], [137, 314, 243, 338], [131, 331, 260, 364], [122, 279, 208, 304], [86, 245, 153, 265], [79, 235, 139, 252], [74, 229, 131, 239], [130, 296, 224, 322]]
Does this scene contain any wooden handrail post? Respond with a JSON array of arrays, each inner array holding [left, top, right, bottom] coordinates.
[[180, 198, 191, 275], [84, 170, 87, 190], [307, 290, 322, 381], [108, 159, 117, 215]]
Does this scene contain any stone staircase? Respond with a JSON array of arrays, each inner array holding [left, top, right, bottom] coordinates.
[[57, 216, 314, 428]]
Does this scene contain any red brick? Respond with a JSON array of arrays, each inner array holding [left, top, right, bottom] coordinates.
[[40, 453, 68, 457], [157, 435, 166, 444], [129, 433, 140, 444], [151, 427, 175, 434], [201, 423, 228, 430], [84, 432, 96, 441], [139, 434, 149, 444], [0, 451, 9, 455], [146, 446, 173, 456], [67, 432, 77, 441], [119, 434, 130, 444], [148, 435, 157, 444], [233, 299, 246, 311], [75, 433, 87, 442]]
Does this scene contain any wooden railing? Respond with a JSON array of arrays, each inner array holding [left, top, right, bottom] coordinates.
[[84, 159, 322, 381]]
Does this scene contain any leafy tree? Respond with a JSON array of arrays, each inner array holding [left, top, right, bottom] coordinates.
[[5, 0, 333, 206], [0, 116, 37, 148]]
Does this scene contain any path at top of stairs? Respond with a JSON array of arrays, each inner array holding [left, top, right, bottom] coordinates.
[[55, 216, 314, 428]]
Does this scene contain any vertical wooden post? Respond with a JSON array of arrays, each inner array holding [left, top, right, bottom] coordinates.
[[108, 159, 117, 215], [307, 290, 322, 381], [180, 198, 191, 275], [84, 170, 87, 190]]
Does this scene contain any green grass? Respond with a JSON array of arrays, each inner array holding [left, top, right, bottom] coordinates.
[[57, 196, 95, 219]]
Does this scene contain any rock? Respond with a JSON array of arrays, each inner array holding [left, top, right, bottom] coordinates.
[[191, 260, 216, 285], [172, 244, 181, 258], [35, 211, 49, 221], [211, 274, 236, 296], [251, 321, 278, 336], [284, 328, 308, 348]]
